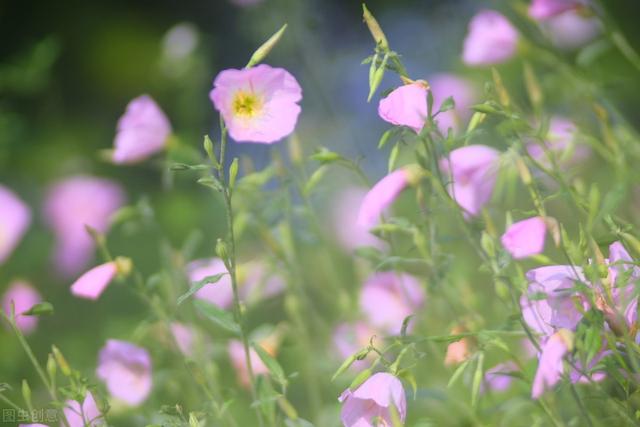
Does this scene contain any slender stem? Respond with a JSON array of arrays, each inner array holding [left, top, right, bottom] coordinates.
[[0, 393, 23, 411], [215, 122, 265, 427]]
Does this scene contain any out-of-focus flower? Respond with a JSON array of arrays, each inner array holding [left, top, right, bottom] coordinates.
[[339, 372, 406, 426], [520, 266, 587, 337], [112, 95, 172, 164], [162, 23, 199, 61], [481, 361, 519, 393], [444, 326, 471, 366], [360, 272, 425, 335], [238, 260, 286, 304], [333, 322, 377, 370], [331, 187, 386, 252], [171, 322, 196, 356], [501, 217, 547, 259], [210, 64, 302, 143], [1, 281, 41, 334], [228, 339, 270, 388], [378, 82, 428, 133], [462, 10, 519, 66], [440, 145, 500, 218], [527, 116, 591, 170], [44, 176, 125, 277], [429, 74, 477, 134], [63, 391, 104, 427], [20, 424, 48, 427], [568, 347, 609, 384], [529, 0, 583, 20], [532, 331, 570, 399], [188, 258, 233, 309], [543, 9, 600, 50], [356, 168, 413, 230], [96, 339, 152, 406], [0, 185, 31, 264], [70, 261, 118, 301]]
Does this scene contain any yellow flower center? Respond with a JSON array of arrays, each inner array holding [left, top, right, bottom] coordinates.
[[232, 91, 263, 118]]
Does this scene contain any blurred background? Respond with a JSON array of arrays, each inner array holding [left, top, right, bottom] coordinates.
[[3, 0, 640, 425]]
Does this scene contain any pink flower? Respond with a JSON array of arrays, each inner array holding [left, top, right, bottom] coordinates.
[[378, 82, 428, 133], [501, 216, 547, 259], [188, 258, 233, 308], [482, 361, 519, 393], [521, 266, 587, 337], [543, 10, 600, 50], [210, 64, 302, 144], [0, 185, 31, 264], [532, 332, 569, 399], [239, 260, 286, 304], [527, 116, 591, 170], [44, 176, 125, 277], [339, 372, 407, 426], [440, 145, 500, 217], [228, 339, 269, 388], [444, 339, 471, 366], [113, 95, 171, 164], [331, 187, 386, 252], [20, 424, 48, 427], [606, 241, 639, 309], [1, 281, 41, 334], [333, 322, 377, 370], [171, 322, 196, 356], [462, 10, 519, 66], [529, 0, 583, 20], [63, 391, 104, 427], [359, 272, 425, 335], [356, 168, 411, 230], [70, 262, 118, 300], [429, 74, 477, 134], [96, 339, 152, 406]]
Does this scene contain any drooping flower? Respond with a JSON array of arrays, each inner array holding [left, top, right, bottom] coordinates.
[[428, 73, 477, 134], [520, 265, 587, 337], [44, 176, 125, 277], [532, 331, 570, 399], [481, 361, 519, 393], [356, 168, 413, 230], [529, 0, 583, 20], [359, 272, 425, 335], [462, 10, 519, 66], [210, 64, 302, 144], [63, 391, 104, 427], [501, 216, 547, 259], [331, 187, 386, 252], [228, 339, 270, 388], [1, 281, 42, 334], [339, 372, 407, 427], [70, 261, 118, 301], [543, 9, 600, 50], [0, 185, 31, 264], [188, 258, 233, 309], [527, 116, 591, 170], [440, 145, 501, 218], [112, 95, 172, 164], [96, 339, 152, 406], [378, 82, 428, 133]]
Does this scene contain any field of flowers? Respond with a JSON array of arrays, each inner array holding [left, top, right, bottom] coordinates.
[[2, 0, 640, 426]]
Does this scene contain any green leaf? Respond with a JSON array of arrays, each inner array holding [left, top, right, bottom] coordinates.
[[194, 300, 240, 335], [447, 359, 470, 388], [253, 343, 287, 388], [438, 96, 455, 114], [378, 128, 396, 149], [178, 273, 227, 305], [22, 302, 54, 316], [229, 157, 239, 190], [310, 148, 342, 164], [303, 165, 328, 196], [471, 353, 484, 407], [388, 143, 400, 173], [247, 23, 288, 68], [197, 175, 223, 192]]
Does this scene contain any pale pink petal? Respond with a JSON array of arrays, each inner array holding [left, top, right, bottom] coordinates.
[[529, 0, 583, 20], [0, 185, 31, 264], [462, 10, 519, 66], [501, 216, 547, 259], [331, 187, 386, 252], [428, 74, 477, 134], [63, 392, 104, 427], [532, 333, 568, 399], [228, 339, 269, 388], [481, 361, 519, 393], [188, 258, 234, 309], [70, 262, 118, 300], [378, 83, 428, 132], [543, 10, 600, 50], [171, 322, 195, 356], [1, 281, 41, 334], [96, 339, 152, 406], [356, 169, 410, 229], [339, 373, 406, 426]]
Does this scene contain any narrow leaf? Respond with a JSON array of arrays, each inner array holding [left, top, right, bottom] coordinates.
[[194, 300, 240, 335], [178, 273, 227, 305]]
